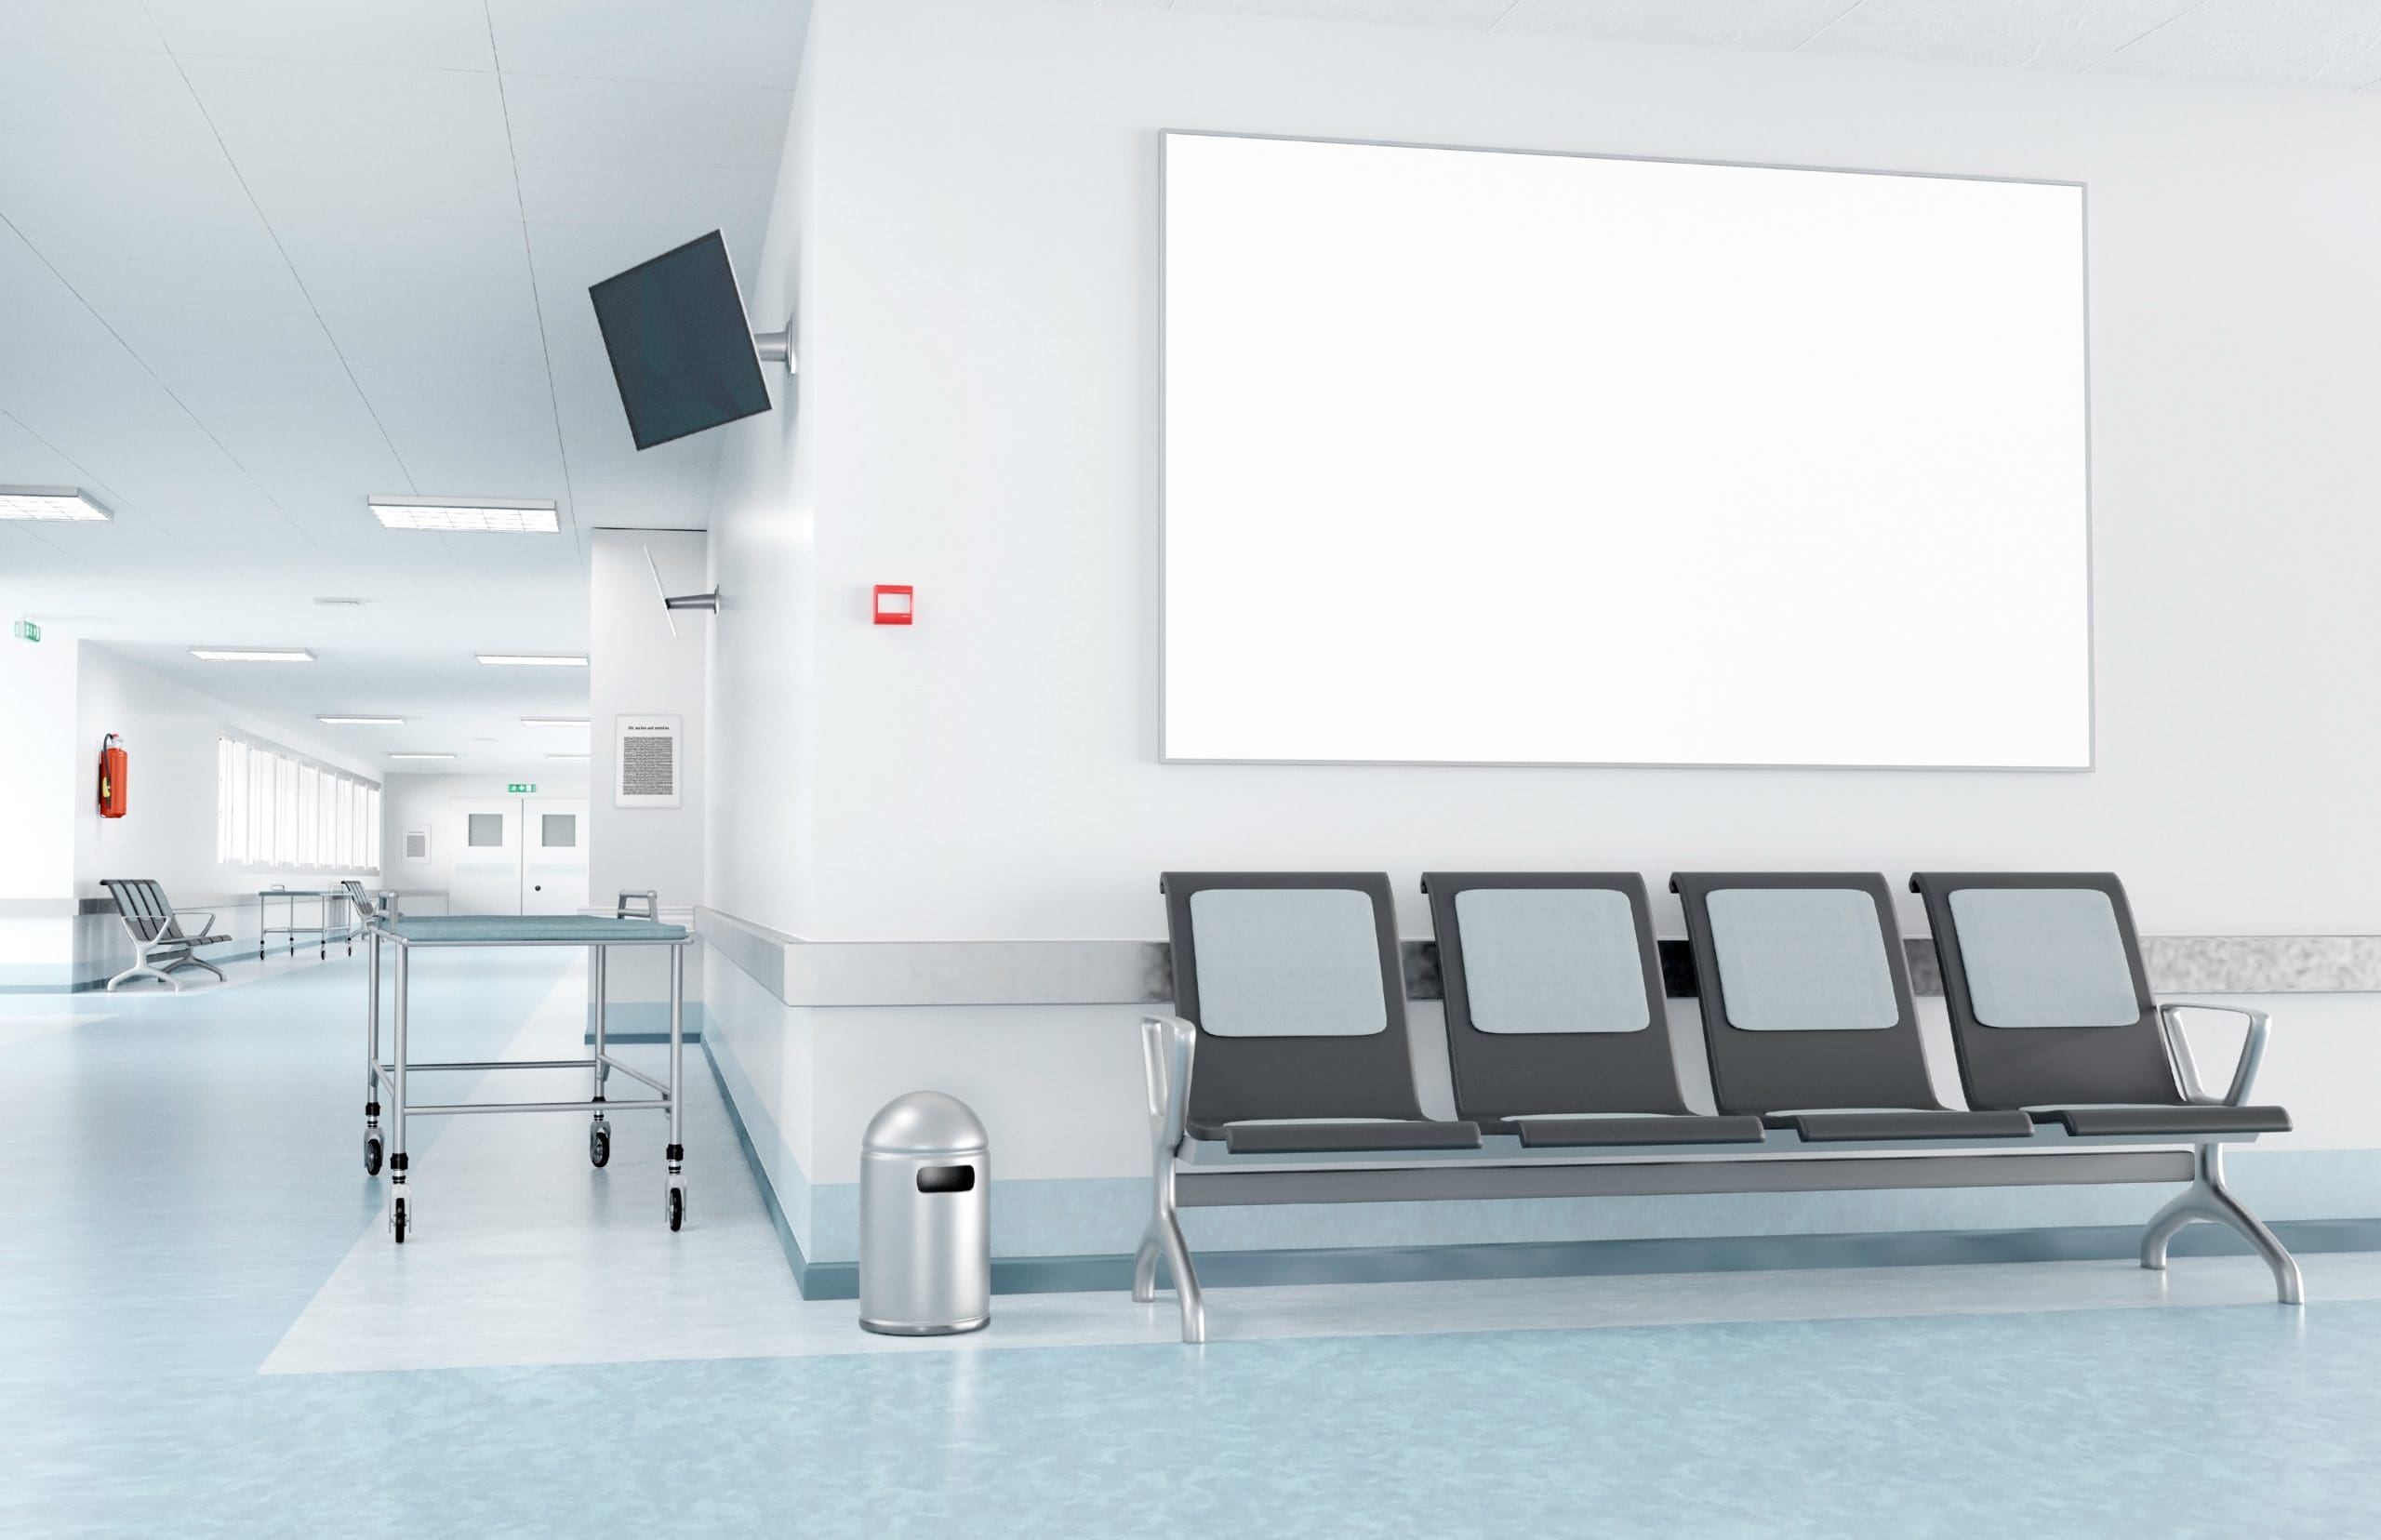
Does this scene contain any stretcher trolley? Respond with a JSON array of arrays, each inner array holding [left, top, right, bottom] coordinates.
[[360, 892, 691, 1244], [260, 886, 359, 960]]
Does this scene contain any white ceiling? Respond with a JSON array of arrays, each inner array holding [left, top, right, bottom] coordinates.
[[1089, 0, 2381, 91], [0, 1, 805, 775], [7, 0, 2371, 777]]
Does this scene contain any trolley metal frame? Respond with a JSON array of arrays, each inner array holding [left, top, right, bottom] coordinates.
[[260, 886, 358, 960], [361, 891, 692, 1244]]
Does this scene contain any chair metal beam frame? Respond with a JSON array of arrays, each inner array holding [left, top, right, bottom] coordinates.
[[2139, 1002, 2302, 1303], [1136, 1010, 2305, 1345]]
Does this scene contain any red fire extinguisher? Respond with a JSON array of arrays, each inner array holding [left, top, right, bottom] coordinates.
[[98, 734, 128, 818]]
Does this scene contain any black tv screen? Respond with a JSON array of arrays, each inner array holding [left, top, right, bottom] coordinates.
[[589, 231, 773, 450]]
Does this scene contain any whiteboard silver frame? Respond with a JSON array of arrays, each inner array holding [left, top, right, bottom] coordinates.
[[1155, 128, 2095, 773]]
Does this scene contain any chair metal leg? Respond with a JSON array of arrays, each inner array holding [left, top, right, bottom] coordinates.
[[1131, 1225, 1161, 1304], [2139, 1142, 2305, 1305], [1152, 1197, 1204, 1344], [1139, 1016, 1206, 1344], [106, 962, 169, 991]]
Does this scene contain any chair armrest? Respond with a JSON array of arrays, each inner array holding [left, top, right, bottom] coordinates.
[[1140, 1015, 1197, 1158], [2157, 1002, 2270, 1107], [172, 909, 217, 935]]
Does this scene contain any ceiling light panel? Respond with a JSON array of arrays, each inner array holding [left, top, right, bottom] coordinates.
[[521, 717, 591, 727], [0, 486, 110, 521], [318, 716, 404, 725], [388, 752, 457, 761], [191, 648, 313, 662], [368, 497, 561, 535], [477, 654, 587, 667]]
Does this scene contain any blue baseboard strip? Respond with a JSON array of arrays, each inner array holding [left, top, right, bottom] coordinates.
[[779, 1218, 2381, 1305], [696, 1040, 2381, 1306], [701, 1040, 816, 1294]]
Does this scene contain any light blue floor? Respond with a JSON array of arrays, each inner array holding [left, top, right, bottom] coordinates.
[[5, 960, 2378, 1538]]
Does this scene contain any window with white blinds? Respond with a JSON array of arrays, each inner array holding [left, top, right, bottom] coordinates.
[[216, 736, 380, 871]]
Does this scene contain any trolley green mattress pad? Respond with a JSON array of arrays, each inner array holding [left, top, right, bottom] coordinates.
[[380, 916, 687, 943]]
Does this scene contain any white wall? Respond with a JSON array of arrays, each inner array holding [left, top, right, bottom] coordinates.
[[698, 0, 2381, 1267], [0, 619, 84, 988], [0, 621, 79, 900], [591, 528, 707, 912], [74, 644, 382, 905], [379, 770, 593, 906], [706, 51, 819, 939], [714, 0, 2381, 947]]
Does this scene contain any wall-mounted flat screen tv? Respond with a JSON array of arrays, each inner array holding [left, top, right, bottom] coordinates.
[[1161, 132, 2091, 769], [590, 230, 772, 451]]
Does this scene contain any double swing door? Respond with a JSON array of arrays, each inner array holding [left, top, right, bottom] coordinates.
[[447, 796, 590, 916]]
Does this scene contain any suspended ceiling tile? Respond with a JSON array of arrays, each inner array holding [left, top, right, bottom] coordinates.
[[231, 139, 522, 225], [180, 55, 513, 156], [293, 258, 538, 327], [369, 389, 561, 442], [266, 209, 531, 276], [143, 0, 497, 73], [1, 194, 282, 268], [497, 73, 793, 169], [2095, 0, 2381, 88], [0, 128, 252, 212], [1495, 0, 1850, 46], [336, 322, 554, 405], [512, 156, 778, 233], [2, 1, 166, 51], [44, 254, 312, 323], [1803, 0, 2202, 72], [486, 0, 809, 88], [0, 43, 213, 138], [107, 305, 356, 398], [1169, 0, 1515, 25]]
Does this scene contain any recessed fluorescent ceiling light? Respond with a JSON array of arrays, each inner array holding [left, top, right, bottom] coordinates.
[[369, 497, 559, 534], [549, 753, 591, 760], [318, 715, 404, 725], [191, 648, 313, 662], [521, 717, 591, 727], [388, 752, 456, 760], [314, 596, 368, 607], [477, 654, 587, 667], [0, 486, 110, 521]]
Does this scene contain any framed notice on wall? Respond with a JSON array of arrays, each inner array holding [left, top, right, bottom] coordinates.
[[615, 715, 682, 808]]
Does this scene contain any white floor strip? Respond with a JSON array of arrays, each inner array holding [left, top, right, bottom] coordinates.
[[266, 965, 2381, 1376], [0, 1010, 115, 1048]]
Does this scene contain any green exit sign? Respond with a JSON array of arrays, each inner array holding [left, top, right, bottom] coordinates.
[[507, 782, 536, 794], [10, 620, 36, 643]]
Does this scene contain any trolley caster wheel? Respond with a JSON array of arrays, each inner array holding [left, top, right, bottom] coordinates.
[[589, 1121, 611, 1168], [667, 1186, 685, 1232], [365, 1134, 383, 1175], [391, 1195, 409, 1244]]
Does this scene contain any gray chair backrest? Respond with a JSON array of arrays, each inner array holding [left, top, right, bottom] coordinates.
[[1671, 872, 1946, 1115], [103, 879, 175, 943], [1910, 872, 2178, 1110], [1425, 872, 1691, 1130], [1161, 872, 1431, 1139]]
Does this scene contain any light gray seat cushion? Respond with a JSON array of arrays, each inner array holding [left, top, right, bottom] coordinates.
[[1454, 887, 1650, 1033], [1706, 888, 1897, 1031], [1947, 887, 2140, 1029], [1189, 886, 1388, 1037]]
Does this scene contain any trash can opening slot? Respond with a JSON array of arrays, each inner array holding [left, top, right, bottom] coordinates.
[[916, 1165, 977, 1194]]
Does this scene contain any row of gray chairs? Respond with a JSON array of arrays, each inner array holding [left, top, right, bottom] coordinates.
[[1159, 870, 2289, 1154]]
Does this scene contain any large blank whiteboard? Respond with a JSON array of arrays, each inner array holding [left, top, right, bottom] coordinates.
[[1161, 132, 2091, 768]]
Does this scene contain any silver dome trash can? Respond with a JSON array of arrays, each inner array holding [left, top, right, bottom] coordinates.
[[858, 1092, 991, 1335]]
